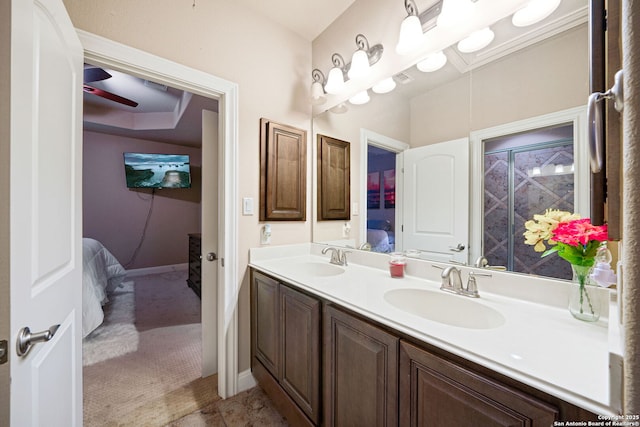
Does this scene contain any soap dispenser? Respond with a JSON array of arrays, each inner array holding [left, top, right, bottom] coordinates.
[[591, 244, 617, 287]]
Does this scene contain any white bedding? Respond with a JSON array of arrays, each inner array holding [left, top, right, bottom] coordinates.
[[82, 238, 126, 338]]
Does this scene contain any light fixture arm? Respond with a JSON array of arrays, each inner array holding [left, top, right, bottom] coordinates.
[[331, 53, 346, 69], [355, 34, 370, 51], [312, 69, 326, 85], [404, 0, 418, 16], [352, 34, 384, 67], [404, 0, 443, 32]]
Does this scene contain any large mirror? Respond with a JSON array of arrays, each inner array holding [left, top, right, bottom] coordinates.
[[312, 0, 591, 281]]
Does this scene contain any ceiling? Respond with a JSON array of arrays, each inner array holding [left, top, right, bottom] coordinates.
[[83, 0, 354, 148], [233, 0, 355, 41]]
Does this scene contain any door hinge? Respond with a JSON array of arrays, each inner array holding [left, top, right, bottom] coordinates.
[[0, 340, 7, 364]]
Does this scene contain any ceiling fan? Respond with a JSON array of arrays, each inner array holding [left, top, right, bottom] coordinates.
[[83, 66, 139, 108]]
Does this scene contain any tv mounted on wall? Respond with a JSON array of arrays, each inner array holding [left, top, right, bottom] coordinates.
[[123, 152, 192, 189]]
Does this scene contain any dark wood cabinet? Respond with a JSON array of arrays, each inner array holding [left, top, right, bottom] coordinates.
[[260, 118, 307, 221], [317, 134, 350, 220], [253, 271, 280, 377], [186, 233, 201, 297], [250, 268, 597, 426], [251, 270, 321, 426], [324, 304, 398, 427], [399, 340, 558, 427]]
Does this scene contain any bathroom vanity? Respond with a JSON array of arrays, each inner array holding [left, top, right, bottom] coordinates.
[[249, 243, 621, 426]]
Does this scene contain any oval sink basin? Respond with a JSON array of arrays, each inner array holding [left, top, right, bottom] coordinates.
[[284, 262, 345, 277], [384, 289, 505, 329]]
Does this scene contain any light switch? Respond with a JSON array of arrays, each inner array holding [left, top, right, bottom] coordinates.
[[243, 197, 254, 215], [352, 202, 359, 216]]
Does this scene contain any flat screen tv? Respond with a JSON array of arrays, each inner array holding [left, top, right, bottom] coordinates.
[[123, 152, 191, 189]]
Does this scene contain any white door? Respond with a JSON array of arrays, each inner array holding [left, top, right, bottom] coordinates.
[[402, 138, 470, 263], [201, 109, 218, 377], [10, 0, 84, 425]]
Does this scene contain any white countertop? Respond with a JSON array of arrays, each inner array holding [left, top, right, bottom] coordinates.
[[249, 243, 621, 416]]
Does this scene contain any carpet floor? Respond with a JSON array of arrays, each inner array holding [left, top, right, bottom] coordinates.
[[83, 270, 287, 426]]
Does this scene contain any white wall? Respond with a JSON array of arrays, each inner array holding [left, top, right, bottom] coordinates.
[[410, 25, 588, 146]]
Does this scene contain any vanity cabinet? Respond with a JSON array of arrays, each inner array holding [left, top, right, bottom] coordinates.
[[250, 267, 598, 426], [324, 305, 398, 427], [399, 341, 558, 426], [251, 270, 321, 426]]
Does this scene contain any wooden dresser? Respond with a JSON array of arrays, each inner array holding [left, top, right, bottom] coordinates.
[[187, 233, 202, 298]]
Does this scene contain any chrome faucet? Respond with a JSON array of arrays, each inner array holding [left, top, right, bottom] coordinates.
[[433, 265, 491, 298], [440, 266, 463, 294], [322, 246, 349, 266]]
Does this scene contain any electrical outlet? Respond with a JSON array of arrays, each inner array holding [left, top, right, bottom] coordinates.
[[261, 224, 271, 245], [343, 222, 351, 237]]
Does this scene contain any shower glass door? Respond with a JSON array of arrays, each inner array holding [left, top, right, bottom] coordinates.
[[483, 125, 575, 279]]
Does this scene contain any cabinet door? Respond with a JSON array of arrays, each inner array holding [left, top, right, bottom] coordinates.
[[252, 271, 280, 377], [324, 305, 398, 427], [317, 134, 350, 220], [280, 285, 321, 424], [399, 341, 558, 426], [260, 118, 307, 221]]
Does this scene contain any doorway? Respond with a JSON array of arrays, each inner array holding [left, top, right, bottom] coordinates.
[[359, 129, 408, 252], [366, 145, 397, 253], [80, 30, 240, 399]]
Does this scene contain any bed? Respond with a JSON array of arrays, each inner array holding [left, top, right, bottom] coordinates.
[[366, 219, 395, 253], [82, 238, 127, 338]]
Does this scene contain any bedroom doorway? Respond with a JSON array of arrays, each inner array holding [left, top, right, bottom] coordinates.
[[360, 129, 408, 253], [81, 31, 240, 400]]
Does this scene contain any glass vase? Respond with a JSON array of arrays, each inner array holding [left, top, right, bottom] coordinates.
[[568, 264, 601, 322]]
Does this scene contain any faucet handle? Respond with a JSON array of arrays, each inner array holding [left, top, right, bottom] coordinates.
[[340, 250, 351, 266], [463, 271, 491, 298]]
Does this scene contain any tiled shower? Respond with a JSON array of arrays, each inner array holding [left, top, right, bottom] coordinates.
[[483, 125, 575, 280]]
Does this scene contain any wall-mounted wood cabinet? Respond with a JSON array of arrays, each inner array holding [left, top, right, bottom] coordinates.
[[260, 118, 307, 221], [317, 134, 350, 220]]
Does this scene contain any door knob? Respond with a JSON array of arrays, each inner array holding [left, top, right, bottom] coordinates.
[[206, 252, 217, 261], [16, 324, 60, 357], [449, 244, 465, 252]]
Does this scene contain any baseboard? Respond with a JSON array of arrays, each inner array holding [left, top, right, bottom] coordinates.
[[237, 369, 257, 393], [125, 263, 188, 277]]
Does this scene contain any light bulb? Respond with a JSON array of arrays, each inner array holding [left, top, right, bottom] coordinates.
[[512, 0, 561, 27], [349, 90, 370, 105], [348, 49, 370, 80], [396, 15, 424, 55], [310, 81, 326, 105], [372, 77, 396, 94], [457, 27, 495, 53], [438, 0, 476, 28], [417, 51, 447, 72], [325, 67, 345, 94]]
